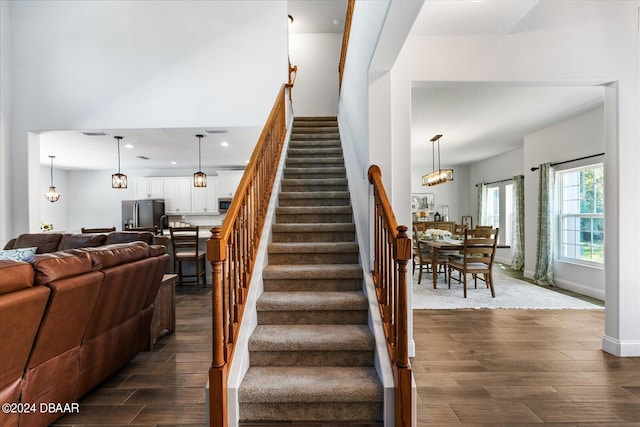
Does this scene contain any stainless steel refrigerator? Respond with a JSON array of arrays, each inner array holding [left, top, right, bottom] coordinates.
[[122, 199, 166, 231]]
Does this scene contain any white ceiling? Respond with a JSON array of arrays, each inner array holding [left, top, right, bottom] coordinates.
[[39, 0, 348, 171], [409, 1, 605, 169], [40, 0, 605, 173], [40, 127, 260, 171], [411, 85, 604, 168]]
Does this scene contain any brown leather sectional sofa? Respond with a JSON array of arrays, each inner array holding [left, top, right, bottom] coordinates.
[[0, 232, 170, 427], [3, 230, 169, 253]]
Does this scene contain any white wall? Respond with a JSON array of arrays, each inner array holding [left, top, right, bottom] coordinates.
[[0, 0, 11, 246], [338, 0, 391, 269], [524, 106, 605, 299], [289, 33, 341, 117], [383, 1, 639, 355], [4, 0, 288, 237]]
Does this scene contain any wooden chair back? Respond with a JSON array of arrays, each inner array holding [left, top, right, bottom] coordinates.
[[462, 227, 499, 266], [169, 227, 200, 255]]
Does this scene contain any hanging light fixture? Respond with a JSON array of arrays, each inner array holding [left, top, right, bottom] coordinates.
[[422, 134, 454, 186], [44, 155, 61, 202], [193, 134, 207, 187], [112, 136, 128, 189]]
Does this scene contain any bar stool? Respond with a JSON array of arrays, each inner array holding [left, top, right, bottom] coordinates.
[[169, 227, 206, 289]]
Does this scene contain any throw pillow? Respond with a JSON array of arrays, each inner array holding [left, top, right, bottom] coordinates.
[[0, 247, 37, 261]]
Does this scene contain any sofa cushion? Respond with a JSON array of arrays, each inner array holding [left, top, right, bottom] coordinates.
[[82, 242, 150, 270], [105, 231, 154, 245], [3, 238, 16, 250], [0, 260, 35, 294], [14, 233, 64, 254], [0, 247, 37, 261], [28, 252, 94, 286], [58, 233, 107, 250], [148, 244, 167, 257]]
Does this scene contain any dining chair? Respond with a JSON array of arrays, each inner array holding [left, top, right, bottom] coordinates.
[[169, 226, 206, 289], [447, 227, 499, 298], [413, 227, 448, 284], [413, 240, 432, 285], [81, 227, 116, 233]]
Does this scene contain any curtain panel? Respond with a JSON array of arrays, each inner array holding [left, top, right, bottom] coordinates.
[[511, 175, 525, 271], [534, 163, 555, 285], [477, 182, 487, 226]]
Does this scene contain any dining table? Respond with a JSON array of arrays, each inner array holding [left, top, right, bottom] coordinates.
[[421, 239, 464, 289]]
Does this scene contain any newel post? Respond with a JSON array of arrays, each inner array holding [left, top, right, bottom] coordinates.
[[208, 226, 228, 427], [394, 225, 413, 427]]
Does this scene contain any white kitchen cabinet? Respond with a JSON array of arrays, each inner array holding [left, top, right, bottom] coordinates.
[[191, 176, 219, 214], [135, 178, 164, 199], [164, 178, 191, 214], [217, 170, 244, 198]]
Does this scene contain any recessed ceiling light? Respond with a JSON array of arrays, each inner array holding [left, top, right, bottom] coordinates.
[[125, 144, 134, 149], [221, 142, 229, 147], [171, 161, 177, 165]]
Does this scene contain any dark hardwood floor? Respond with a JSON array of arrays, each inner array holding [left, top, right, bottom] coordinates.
[[52, 272, 640, 426]]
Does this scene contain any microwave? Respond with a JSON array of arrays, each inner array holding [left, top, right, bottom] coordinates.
[[218, 198, 232, 212]]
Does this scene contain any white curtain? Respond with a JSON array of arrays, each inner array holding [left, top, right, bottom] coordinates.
[[477, 182, 487, 226]]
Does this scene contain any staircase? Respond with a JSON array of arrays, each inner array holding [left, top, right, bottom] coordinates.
[[238, 117, 383, 424]]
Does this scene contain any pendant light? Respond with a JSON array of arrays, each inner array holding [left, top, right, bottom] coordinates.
[[112, 136, 128, 189], [422, 134, 454, 186], [44, 155, 61, 202], [193, 134, 207, 187]]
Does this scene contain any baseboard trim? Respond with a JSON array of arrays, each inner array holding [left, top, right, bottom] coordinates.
[[602, 334, 640, 357], [553, 277, 605, 301]]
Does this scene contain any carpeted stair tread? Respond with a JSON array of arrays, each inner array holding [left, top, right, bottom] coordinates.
[[276, 206, 352, 214], [286, 156, 343, 164], [268, 242, 359, 254], [279, 191, 350, 199], [281, 178, 347, 186], [239, 366, 382, 403], [249, 324, 374, 352], [284, 166, 346, 176], [257, 291, 367, 312], [263, 264, 363, 280], [272, 223, 355, 233], [288, 148, 343, 156], [289, 140, 342, 148]]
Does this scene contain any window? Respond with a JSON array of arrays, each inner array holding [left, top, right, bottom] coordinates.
[[482, 183, 513, 246], [557, 164, 604, 265]]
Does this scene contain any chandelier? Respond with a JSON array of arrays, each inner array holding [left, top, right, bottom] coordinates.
[[112, 136, 128, 189], [44, 155, 61, 202], [193, 134, 207, 187], [422, 134, 454, 186]]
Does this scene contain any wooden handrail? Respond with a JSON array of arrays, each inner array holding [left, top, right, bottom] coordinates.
[[207, 84, 289, 427], [338, 0, 355, 91], [367, 165, 413, 426], [286, 59, 298, 101]]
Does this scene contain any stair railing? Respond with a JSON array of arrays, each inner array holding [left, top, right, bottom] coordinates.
[[338, 0, 355, 91], [207, 84, 289, 427], [367, 165, 413, 426]]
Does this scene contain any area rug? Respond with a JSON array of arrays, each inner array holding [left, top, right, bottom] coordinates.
[[412, 272, 602, 310]]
